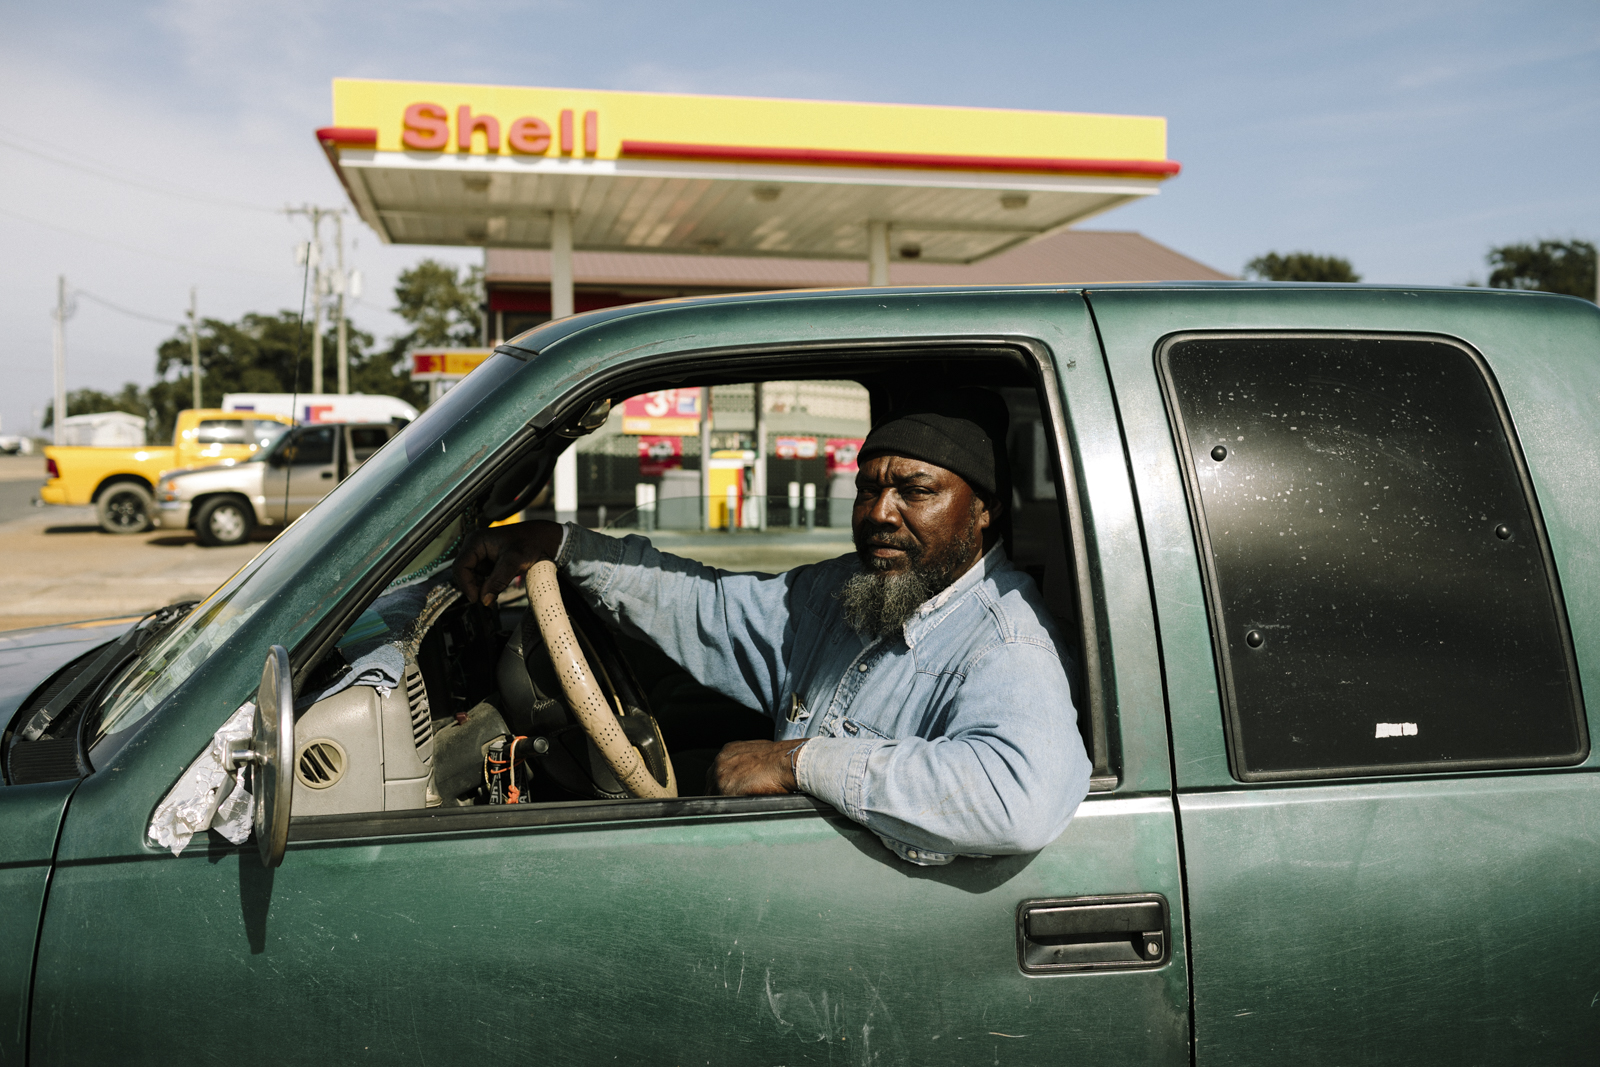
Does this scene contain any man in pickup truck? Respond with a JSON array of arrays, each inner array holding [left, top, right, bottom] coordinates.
[[455, 394, 1091, 865]]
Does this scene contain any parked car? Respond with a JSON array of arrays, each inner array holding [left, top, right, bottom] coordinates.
[[155, 422, 401, 546], [2, 284, 1596, 1065], [40, 409, 293, 533]]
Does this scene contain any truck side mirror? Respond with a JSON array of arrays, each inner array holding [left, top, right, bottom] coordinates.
[[226, 646, 294, 867]]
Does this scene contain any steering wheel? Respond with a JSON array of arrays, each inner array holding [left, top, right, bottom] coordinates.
[[526, 560, 678, 799]]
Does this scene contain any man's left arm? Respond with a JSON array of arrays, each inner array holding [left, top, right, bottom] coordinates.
[[795, 640, 1092, 861]]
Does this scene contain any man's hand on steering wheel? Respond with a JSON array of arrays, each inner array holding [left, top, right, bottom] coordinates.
[[454, 520, 565, 607], [459, 520, 808, 803]]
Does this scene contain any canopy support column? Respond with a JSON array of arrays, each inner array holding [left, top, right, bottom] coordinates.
[[554, 448, 578, 525], [547, 209, 578, 523], [550, 210, 574, 319], [752, 381, 767, 530], [52, 275, 66, 447], [867, 221, 890, 286], [699, 388, 713, 530]]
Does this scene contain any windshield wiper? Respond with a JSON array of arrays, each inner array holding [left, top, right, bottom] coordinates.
[[16, 601, 198, 744]]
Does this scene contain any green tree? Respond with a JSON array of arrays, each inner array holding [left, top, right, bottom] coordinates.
[[1486, 239, 1596, 300], [373, 258, 484, 412], [348, 336, 428, 412], [41, 383, 149, 431], [57, 257, 481, 441], [146, 311, 429, 439], [1244, 252, 1362, 283], [149, 311, 321, 441], [390, 259, 484, 348]]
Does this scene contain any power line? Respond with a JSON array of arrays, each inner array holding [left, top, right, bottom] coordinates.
[[285, 205, 351, 395], [0, 133, 275, 214], [0, 205, 283, 279], [74, 290, 185, 329]]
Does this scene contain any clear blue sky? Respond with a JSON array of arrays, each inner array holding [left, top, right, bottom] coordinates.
[[1, 0, 1595, 437]]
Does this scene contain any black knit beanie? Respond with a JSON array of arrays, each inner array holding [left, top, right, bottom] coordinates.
[[858, 390, 1010, 500]]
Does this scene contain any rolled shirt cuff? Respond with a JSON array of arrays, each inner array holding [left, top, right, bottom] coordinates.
[[554, 522, 625, 590], [793, 738, 956, 866], [793, 737, 864, 820]]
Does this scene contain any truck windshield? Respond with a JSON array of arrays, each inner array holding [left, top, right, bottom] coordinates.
[[87, 352, 528, 767], [89, 587, 266, 759]]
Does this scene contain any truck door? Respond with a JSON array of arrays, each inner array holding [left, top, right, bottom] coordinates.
[[262, 426, 338, 523], [0, 779, 75, 1065], [32, 292, 1192, 1065], [1092, 288, 1600, 1065]]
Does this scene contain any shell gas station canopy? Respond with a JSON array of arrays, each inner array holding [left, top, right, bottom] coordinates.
[[315, 80, 1183, 530], [317, 78, 1180, 294]]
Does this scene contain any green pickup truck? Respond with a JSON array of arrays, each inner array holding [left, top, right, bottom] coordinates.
[[1, 283, 1595, 1065]]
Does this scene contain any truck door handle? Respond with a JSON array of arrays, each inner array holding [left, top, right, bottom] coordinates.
[[1017, 894, 1168, 973], [320, 471, 334, 479]]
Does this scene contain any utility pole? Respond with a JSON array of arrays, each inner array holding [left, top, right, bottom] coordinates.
[[310, 218, 324, 395], [188, 287, 202, 410], [51, 276, 67, 446], [285, 204, 345, 395], [334, 213, 348, 395]]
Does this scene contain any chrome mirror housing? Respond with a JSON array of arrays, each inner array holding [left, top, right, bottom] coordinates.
[[226, 646, 294, 867]]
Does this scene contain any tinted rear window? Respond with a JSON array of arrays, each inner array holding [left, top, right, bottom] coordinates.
[[1160, 334, 1584, 780]]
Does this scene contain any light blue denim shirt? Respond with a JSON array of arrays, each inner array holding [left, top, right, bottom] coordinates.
[[556, 523, 1092, 865]]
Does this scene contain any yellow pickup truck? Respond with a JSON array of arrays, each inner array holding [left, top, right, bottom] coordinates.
[[41, 409, 293, 533]]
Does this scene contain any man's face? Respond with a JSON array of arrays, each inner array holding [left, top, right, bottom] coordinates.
[[852, 454, 991, 579]]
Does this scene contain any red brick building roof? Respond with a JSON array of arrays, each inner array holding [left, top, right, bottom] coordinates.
[[485, 229, 1229, 316]]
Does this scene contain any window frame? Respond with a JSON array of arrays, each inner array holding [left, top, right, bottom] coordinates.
[[1156, 329, 1588, 783], [283, 335, 1117, 845], [348, 426, 391, 466]]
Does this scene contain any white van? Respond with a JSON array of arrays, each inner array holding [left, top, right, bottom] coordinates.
[[222, 393, 419, 426]]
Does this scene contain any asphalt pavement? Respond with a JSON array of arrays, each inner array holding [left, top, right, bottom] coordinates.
[[0, 455, 45, 524], [0, 502, 263, 633]]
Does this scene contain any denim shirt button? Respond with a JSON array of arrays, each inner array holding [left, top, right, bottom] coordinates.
[[907, 849, 919, 860], [858, 663, 869, 673]]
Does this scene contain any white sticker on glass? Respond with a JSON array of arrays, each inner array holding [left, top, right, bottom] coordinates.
[[1375, 722, 1419, 738]]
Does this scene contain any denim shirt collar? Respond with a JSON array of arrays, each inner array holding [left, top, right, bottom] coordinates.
[[899, 542, 1007, 650]]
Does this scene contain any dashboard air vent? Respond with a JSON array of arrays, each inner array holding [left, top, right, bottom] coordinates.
[[403, 661, 434, 764], [295, 739, 347, 789]]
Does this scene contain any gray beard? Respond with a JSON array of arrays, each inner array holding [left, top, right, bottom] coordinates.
[[837, 513, 980, 640], [837, 566, 940, 641]]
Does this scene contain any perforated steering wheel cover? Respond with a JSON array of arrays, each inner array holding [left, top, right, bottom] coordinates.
[[526, 560, 677, 799]]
